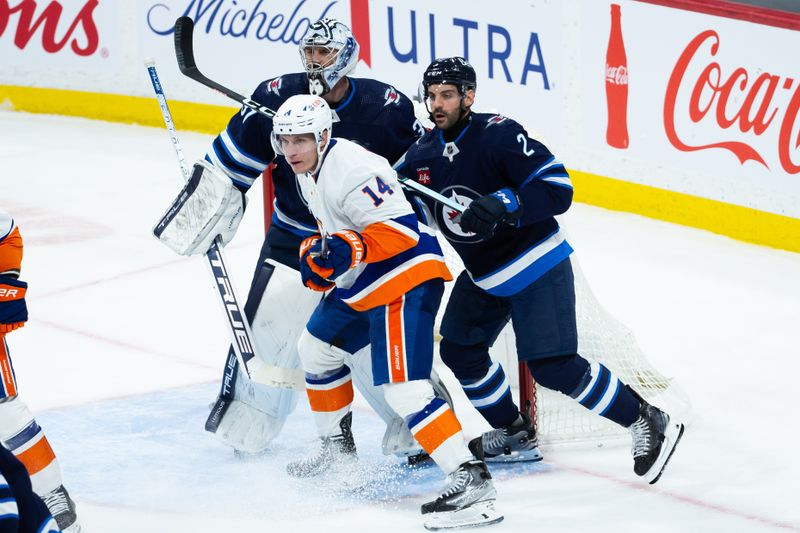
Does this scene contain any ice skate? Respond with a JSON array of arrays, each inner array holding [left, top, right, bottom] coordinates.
[[286, 412, 357, 478], [630, 400, 684, 484], [421, 457, 503, 531], [41, 485, 81, 532], [481, 411, 542, 463]]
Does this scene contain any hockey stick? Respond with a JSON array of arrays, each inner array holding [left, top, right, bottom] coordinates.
[[144, 59, 304, 392], [173, 16, 462, 215]]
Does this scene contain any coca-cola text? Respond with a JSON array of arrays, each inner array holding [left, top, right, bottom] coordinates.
[[664, 29, 800, 174]]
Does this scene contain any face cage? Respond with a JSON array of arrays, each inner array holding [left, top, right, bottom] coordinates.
[[299, 44, 346, 96]]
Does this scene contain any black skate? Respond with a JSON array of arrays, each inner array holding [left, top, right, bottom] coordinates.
[[421, 454, 503, 531], [481, 411, 543, 463], [630, 400, 685, 484], [41, 485, 81, 532], [286, 412, 357, 478]]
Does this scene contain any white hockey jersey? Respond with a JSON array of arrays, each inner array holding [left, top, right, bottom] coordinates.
[[297, 139, 451, 310]]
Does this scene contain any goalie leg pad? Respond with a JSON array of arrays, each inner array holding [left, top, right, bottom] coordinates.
[[153, 160, 246, 256], [208, 259, 321, 451]]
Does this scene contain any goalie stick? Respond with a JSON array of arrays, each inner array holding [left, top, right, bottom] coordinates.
[[172, 16, 464, 215], [144, 59, 304, 392]]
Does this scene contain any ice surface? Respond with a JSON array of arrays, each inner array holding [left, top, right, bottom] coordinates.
[[1, 110, 798, 532]]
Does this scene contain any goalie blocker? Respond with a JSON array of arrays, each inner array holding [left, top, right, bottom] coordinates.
[[153, 160, 246, 256]]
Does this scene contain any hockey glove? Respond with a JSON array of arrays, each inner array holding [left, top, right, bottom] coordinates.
[[309, 230, 367, 281], [153, 160, 247, 256], [299, 235, 334, 292], [460, 188, 522, 239], [0, 276, 28, 333]]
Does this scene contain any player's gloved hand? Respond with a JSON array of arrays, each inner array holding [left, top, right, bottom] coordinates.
[[0, 276, 28, 333], [460, 188, 522, 239], [309, 230, 366, 281], [299, 235, 335, 292]]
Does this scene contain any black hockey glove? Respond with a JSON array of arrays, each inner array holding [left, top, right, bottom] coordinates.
[[460, 188, 522, 239]]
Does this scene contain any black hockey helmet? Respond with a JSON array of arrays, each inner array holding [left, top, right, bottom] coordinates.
[[422, 57, 477, 96]]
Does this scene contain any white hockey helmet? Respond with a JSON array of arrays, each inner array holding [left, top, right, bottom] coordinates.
[[271, 95, 333, 170], [299, 18, 359, 96]]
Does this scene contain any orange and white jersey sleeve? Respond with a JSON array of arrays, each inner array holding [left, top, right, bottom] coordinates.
[[297, 140, 451, 310], [0, 210, 23, 278]]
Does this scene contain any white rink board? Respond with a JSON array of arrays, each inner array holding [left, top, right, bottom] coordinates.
[[1, 0, 798, 219]]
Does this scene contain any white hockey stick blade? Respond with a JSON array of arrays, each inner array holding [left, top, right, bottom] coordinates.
[[423, 500, 504, 531], [248, 359, 305, 391]]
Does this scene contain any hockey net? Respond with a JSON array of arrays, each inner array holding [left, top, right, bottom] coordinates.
[[434, 233, 692, 447]]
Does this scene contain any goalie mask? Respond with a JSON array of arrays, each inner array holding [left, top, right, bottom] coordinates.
[[299, 18, 359, 96], [271, 95, 333, 175]]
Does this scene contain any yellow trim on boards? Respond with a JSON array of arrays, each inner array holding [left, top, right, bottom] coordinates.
[[571, 171, 800, 254], [1, 85, 798, 254], [0, 84, 235, 135]]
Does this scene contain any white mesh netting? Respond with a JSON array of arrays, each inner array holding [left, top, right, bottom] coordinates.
[[435, 233, 692, 447]]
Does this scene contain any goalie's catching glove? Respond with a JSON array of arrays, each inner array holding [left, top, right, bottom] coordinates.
[[459, 188, 522, 240]]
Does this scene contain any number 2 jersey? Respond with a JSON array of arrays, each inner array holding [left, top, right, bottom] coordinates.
[[397, 113, 575, 297], [205, 73, 422, 237], [299, 139, 451, 311]]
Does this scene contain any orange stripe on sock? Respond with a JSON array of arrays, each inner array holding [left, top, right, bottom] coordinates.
[[306, 380, 354, 412], [386, 297, 406, 383], [0, 337, 16, 397], [413, 408, 463, 455], [16, 436, 56, 475]]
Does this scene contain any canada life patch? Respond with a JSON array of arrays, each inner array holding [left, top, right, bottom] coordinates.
[[416, 167, 431, 184], [384, 86, 400, 106], [267, 77, 283, 96]]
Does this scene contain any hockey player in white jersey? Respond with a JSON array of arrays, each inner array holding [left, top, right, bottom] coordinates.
[[271, 94, 502, 530], [0, 210, 81, 532]]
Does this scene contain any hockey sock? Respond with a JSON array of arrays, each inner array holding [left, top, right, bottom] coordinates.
[[304, 365, 354, 436], [528, 355, 639, 427], [406, 397, 472, 474], [2, 420, 62, 495], [460, 360, 519, 428]]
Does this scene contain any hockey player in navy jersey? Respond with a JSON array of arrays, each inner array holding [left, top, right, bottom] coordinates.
[[397, 57, 684, 484], [0, 211, 80, 531], [197, 18, 431, 459]]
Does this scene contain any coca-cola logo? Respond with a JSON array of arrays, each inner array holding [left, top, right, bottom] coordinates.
[[606, 65, 628, 85], [664, 30, 800, 174], [0, 0, 99, 56]]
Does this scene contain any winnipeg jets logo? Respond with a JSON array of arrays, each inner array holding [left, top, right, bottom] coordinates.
[[486, 115, 508, 128], [442, 142, 460, 162], [384, 86, 400, 106], [267, 77, 283, 96], [435, 186, 483, 243]]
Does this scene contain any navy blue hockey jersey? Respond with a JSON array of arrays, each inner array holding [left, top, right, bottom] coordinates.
[[397, 113, 574, 297], [206, 73, 423, 236], [0, 445, 60, 532]]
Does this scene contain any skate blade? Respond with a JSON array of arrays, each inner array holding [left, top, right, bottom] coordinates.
[[423, 500, 504, 531], [646, 421, 685, 484], [485, 447, 543, 464]]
